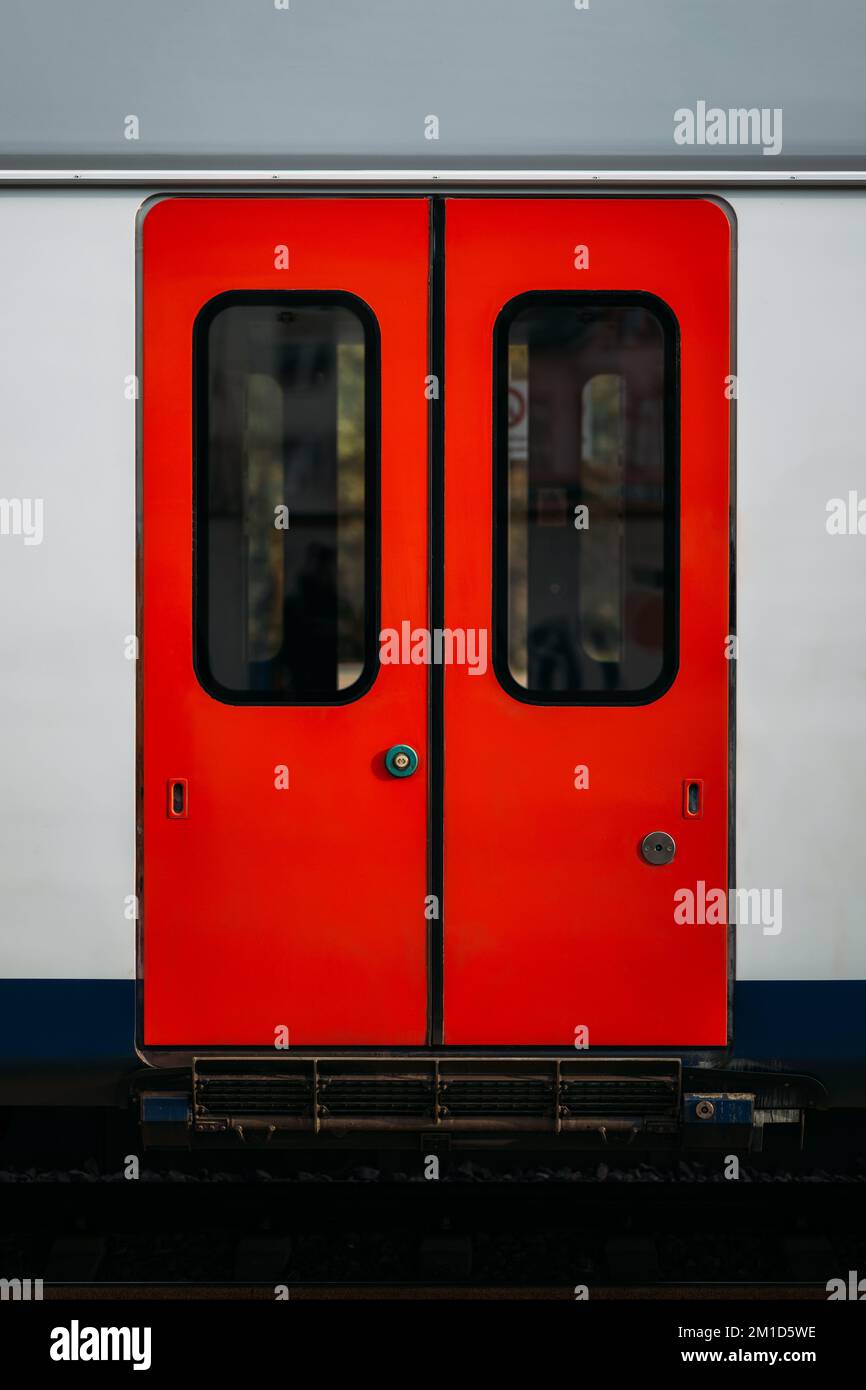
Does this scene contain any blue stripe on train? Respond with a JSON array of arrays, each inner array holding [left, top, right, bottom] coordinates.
[[0, 979, 135, 1059], [0, 979, 865, 1061], [733, 980, 866, 1060]]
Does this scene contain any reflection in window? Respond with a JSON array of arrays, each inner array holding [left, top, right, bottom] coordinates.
[[196, 297, 374, 701], [579, 374, 625, 666], [499, 297, 674, 701]]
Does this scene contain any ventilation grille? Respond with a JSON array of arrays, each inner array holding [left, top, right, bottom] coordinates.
[[191, 1059, 682, 1131], [442, 1079, 553, 1116], [318, 1078, 433, 1117], [561, 1079, 677, 1117], [197, 1076, 311, 1117]]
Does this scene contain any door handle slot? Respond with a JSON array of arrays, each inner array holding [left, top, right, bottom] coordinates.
[[683, 779, 703, 819], [167, 778, 188, 818]]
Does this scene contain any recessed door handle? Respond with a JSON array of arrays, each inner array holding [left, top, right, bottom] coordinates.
[[167, 778, 188, 818], [385, 744, 419, 778], [683, 779, 703, 818]]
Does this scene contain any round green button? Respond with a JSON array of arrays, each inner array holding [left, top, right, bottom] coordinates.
[[385, 744, 419, 778]]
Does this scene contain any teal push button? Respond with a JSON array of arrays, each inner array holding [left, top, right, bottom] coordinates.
[[385, 744, 419, 778]]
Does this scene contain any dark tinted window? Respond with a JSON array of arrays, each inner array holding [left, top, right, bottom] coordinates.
[[194, 293, 378, 703], [494, 294, 677, 704]]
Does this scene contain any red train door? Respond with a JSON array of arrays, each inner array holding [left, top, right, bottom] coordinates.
[[442, 198, 732, 1046], [141, 198, 430, 1046]]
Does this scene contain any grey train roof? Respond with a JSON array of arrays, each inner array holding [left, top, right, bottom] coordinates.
[[0, 0, 863, 174]]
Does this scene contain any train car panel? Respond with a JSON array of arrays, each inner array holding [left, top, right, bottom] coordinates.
[[141, 198, 431, 1047], [1, 185, 866, 1125], [442, 198, 731, 1046]]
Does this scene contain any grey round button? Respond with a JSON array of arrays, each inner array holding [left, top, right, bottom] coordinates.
[[641, 831, 676, 865]]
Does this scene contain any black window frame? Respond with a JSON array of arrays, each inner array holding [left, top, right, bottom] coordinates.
[[491, 289, 681, 707], [192, 289, 381, 707]]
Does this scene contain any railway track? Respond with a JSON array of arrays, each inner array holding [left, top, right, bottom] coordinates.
[[2, 1168, 865, 1288], [33, 1281, 832, 1299]]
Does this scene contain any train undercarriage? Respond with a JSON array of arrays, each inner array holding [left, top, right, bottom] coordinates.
[[137, 1055, 824, 1152]]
